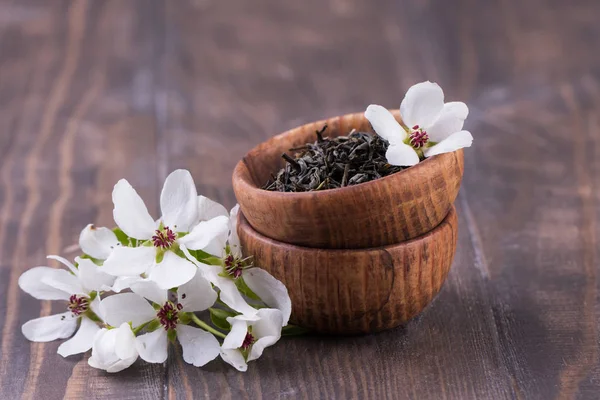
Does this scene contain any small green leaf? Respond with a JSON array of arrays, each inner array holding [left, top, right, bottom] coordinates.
[[79, 254, 103, 266], [145, 319, 161, 332], [209, 308, 233, 331], [112, 227, 130, 246], [155, 249, 165, 264], [167, 328, 177, 343], [282, 324, 310, 336], [179, 312, 192, 325], [235, 278, 261, 301]]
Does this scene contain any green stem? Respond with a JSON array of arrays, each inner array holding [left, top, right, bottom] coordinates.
[[189, 313, 227, 339], [133, 320, 151, 335]]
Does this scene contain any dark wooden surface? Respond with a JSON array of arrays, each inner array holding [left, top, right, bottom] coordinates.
[[0, 0, 599, 399]]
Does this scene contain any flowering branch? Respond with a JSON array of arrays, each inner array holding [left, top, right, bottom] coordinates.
[[18, 169, 293, 373]]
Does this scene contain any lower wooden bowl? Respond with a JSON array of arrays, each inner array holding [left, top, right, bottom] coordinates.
[[238, 206, 459, 334]]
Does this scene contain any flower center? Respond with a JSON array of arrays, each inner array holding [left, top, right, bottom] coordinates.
[[223, 254, 248, 279], [408, 125, 429, 149], [157, 302, 183, 330], [68, 294, 89, 316], [241, 332, 255, 350], [152, 226, 176, 249]]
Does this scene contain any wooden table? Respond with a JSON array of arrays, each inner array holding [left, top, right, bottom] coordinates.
[[1, 0, 598, 399]]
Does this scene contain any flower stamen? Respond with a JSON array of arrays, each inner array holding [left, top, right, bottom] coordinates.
[[68, 294, 89, 316], [157, 302, 182, 330], [408, 125, 429, 149], [223, 254, 252, 279], [241, 332, 255, 350], [152, 226, 176, 249]]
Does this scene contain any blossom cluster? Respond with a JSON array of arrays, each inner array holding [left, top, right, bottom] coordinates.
[[19, 170, 291, 372], [365, 81, 473, 166]]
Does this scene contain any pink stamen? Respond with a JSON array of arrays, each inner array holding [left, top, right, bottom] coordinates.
[[241, 332, 255, 350], [68, 295, 89, 316], [152, 227, 176, 248], [409, 127, 429, 149], [157, 302, 181, 330], [224, 254, 246, 279]]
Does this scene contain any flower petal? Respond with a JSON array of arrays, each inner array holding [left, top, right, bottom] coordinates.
[[222, 318, 248, 350], [364, 104, 407, 144], [177, 216, 229, 251], [57, 316, 100, 357], [18, 267, 71, 300], [400, 81, 445, 128], [110, 276, 145, 293], [148, 251, 197, 290], [114, 322, 138, 360], [130, 280, 169, 305], [227, 205, 242, 257], [247, 309, 283, 362], [177, 324, 220, 367], [102, 246, 155, 277], [76, 257, 116, 293], [79, 224, 121, 260], [112, 179, 157, 240], [21, 312, 78, 342], [100, 293, 156, 328], [385, 143, 420, 166], [47, 255, 78, 274], [136, 328, 168, 363], [88, 324, 138, 373], [424, 130, 473, 157], [160, 169, 199, 233], [177, 271, 217, 312], [197, 195, 229, 222], [425, 101, 469, 142], [242, 268, 292, 326], [220, 348, 248, 372], [42, 270, 86, 296]]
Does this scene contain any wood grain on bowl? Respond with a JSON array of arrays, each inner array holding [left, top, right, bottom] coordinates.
[[238, 206, 459, 334], [232, 111, 464, 249]]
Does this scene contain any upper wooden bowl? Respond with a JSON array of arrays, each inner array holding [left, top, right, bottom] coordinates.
[[238, 206, 458, 334], [232, 111, 464, 249]]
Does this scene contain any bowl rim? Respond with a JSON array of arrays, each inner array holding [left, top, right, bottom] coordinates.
[[238, 205, 457, 254], [233, 110, 460, 199]]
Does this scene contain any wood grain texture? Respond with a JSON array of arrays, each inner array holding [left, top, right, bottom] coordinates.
[[238, 207, 458, 334], [1, 0, 600, 399], [233, 111, 464, 249]]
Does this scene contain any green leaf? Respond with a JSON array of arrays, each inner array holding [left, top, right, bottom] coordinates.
[[112, 227, 130, 246], [167, 328, 177, 343], [155, 249, 165, 264], [235, 278, 261, 301], [209, 308, 233, 331], [282, 324, 310, 336], [145, 319, 161, 332], [79, 254, 103, 266], [179, 312, 192, 325]]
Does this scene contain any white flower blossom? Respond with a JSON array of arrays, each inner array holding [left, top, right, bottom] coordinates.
[[99, 273, 220, 367], [18, 256, 113, 357], [88, 322, 138, 373], [365, 81, 472, 166], [182, 205, 291, 326], [79, 224, 121, 261], [101, 170, 229, 289], [220, 308, 283, 372]]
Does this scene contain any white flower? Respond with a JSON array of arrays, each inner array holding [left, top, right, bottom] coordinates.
[[182, 205, 292, 326], [101, 169, 229, 289], [99, 273, 220, 367], [88, 322, 138, 373], [220, 308, 283, 372], [79, 224, 121, 261], [18, 256, 113, 357], [365, 81, 472, 166]]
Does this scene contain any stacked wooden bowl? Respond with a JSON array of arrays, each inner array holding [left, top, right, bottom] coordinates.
[[233, 111, 463, 334]]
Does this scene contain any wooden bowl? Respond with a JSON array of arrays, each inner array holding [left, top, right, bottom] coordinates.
[[232, 111, 464, 249], [238, 206, 458, 334]]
